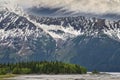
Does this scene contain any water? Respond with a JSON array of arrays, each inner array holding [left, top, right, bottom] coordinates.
[[6, 73, 120, 80]]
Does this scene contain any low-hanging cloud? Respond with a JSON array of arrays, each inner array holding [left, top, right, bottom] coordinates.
[[1, 0, 120, 14]]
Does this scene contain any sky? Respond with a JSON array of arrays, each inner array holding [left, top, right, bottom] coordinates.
[[0, 0, 120, 16], [18, 0, 120, 14]]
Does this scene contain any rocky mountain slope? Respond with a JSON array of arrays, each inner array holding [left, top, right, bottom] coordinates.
[[0, 11, 56, 63], [0, 1, 120, 71]]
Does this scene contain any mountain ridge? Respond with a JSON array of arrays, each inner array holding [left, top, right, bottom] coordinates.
[[0, 4, 120, 71]]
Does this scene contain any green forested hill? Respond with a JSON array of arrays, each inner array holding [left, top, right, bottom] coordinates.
[[0, 61, 87, 75]]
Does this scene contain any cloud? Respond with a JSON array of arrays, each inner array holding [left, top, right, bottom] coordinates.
[[17, 0, 120, 14], [1, 0, 120, 15]]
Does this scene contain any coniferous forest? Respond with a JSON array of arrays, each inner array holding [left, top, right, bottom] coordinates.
[[0, 61, 87, 75]]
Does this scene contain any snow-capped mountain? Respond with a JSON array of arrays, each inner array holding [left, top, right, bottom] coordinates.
[[0, 0, 24, 16], [29, 15, 120, 41], [0, 11, 56, 63], [0, 0, 120, 72]]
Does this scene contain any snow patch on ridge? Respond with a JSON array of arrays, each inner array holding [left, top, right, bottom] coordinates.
[[24, 15, 83, 41], [104, 28, 120, 41], [39, 24, 83, 40], [0, 28, 44, 41]]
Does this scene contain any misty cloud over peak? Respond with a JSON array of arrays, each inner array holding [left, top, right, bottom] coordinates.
[[0, 0, 120, 17], [16, 0, 120, 14]]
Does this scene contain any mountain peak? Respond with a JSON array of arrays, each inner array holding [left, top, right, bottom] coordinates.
[[0, 0, 24, 16]]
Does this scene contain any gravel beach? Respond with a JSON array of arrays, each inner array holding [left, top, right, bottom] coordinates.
[[6, 73, 120, 80]]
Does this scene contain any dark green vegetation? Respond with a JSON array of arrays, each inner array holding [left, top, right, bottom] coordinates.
[[92, 70, 100, 74], [0, 74, 16, 80], [0, 61, 87, 75]]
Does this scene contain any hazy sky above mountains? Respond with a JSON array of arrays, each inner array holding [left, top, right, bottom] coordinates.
[[18, 0, 120, 14], [1, 0, 120, 15]]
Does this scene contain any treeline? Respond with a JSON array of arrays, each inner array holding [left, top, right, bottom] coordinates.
[[0, 61, 87, 75]]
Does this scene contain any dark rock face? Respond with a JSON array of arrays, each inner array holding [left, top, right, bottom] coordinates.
[[74, 35, 120, 72], [56, 34, 120, 71]]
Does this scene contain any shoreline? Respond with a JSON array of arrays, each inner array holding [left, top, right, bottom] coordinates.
[[1, 72, 120, 80], [3, 72, 120, 80]]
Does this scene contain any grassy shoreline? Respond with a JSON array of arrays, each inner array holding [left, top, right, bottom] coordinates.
[[0, 74, 17, 80]]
